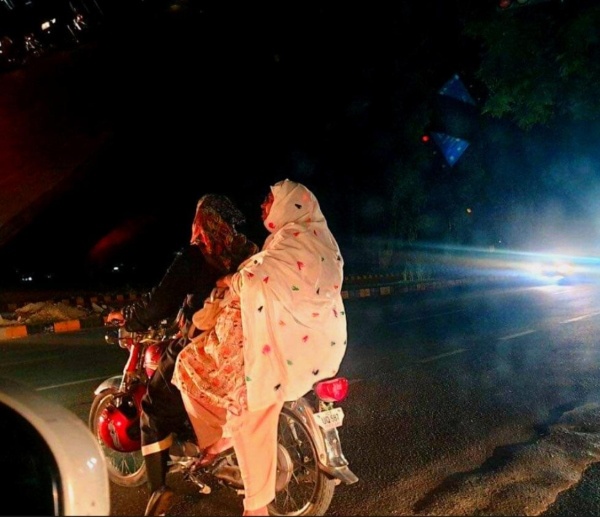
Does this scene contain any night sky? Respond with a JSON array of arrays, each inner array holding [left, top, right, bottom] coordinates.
[[2, 0, 598, 290], [0, 2, 462, 285]]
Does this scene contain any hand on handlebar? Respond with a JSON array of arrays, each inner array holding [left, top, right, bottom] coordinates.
[[106, 310, 126, 327]]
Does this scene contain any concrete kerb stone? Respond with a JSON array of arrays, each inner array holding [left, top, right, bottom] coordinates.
[[0, 314, 105, 341], [340, 277, 478, 300]]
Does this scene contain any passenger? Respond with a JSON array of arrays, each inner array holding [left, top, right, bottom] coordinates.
[[173, 179, 348, 516]]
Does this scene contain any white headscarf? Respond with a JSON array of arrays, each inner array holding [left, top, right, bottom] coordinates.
[[230, 179, 347, 411]]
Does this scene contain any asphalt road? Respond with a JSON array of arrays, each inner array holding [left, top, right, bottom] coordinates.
[[4, 281, 600, 515]]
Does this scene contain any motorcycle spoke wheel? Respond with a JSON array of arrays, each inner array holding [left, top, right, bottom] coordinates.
[[268, 407, 335, 516], [89, 388, 147, 487]]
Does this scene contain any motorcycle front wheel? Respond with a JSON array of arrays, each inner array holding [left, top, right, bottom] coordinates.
[[268, 406, 336, 516], [89, 388, 147, 487]]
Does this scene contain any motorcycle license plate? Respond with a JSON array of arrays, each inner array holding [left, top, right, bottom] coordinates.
[[313, 407, 344, 430]]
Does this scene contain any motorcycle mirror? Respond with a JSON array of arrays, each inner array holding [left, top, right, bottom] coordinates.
[[105, 329, 119, 345]]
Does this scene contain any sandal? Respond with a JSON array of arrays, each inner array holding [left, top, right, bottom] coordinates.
[[196, 446, 233, 468]]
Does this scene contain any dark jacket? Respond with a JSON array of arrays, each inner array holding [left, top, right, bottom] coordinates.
[[123, 244, 223, 332]]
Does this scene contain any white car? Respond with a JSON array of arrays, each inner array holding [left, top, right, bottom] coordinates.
[[0, 377, 110, 515]]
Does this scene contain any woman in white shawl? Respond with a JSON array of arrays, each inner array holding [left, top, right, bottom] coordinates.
[[174, 179, 348, 516], [234, 178, 347, 411]]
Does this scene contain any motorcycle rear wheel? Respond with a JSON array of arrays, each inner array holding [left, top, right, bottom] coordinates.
[[268, 406, 336, 516], [89, 388, 147, 487]]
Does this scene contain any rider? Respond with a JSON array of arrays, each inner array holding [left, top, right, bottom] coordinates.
[[113, 194, 258, 517]]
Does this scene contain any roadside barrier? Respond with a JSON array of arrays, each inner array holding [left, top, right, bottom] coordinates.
[[0, 275, 500, 340]]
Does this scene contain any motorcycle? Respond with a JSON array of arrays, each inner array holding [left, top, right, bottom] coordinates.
[[88, 314, 358, 516]]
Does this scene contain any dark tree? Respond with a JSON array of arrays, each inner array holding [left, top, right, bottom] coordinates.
[[463, 0, 600, 130]]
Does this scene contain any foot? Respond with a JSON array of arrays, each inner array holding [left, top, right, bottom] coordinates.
[[197, 437, 234, 467], [196, 448, 228, 468], [243, 506, 269, 516], [144, 486, 174, 516]]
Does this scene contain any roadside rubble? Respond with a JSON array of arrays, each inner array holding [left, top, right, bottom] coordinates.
[[0, 300, 106, 327]]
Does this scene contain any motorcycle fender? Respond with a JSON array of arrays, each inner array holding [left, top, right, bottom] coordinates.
[[93, 376, 123, 396], [286, 398, 357, 484]]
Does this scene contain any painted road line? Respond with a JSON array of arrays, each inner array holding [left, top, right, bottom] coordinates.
[[560, 311, 600, 324], [498, 329, 536, 341], [36, 375, 116, 391], [395, 309, 467, 324], [419, 348, 466, 363]]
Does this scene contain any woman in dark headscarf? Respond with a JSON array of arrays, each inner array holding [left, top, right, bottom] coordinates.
[[118, 193, 258, 517]]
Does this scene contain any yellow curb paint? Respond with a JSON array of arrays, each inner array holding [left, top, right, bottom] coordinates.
[[54, 320, 81, 333], [0, 326, 28, 339]]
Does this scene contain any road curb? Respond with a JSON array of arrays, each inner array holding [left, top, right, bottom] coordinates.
[[0, 315, 105, 341], [0, 276, 499, 341], [341, 277, 474, 300]]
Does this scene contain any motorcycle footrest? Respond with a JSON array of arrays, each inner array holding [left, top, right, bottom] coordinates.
[[183, 471, 212, 494], [212, 463, 244, 489], [322, 464, 359, 485]]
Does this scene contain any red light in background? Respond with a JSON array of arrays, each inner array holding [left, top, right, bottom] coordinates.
[[421, 134, 430, 143], [88, 215, 156, 266], [498, 0, 512, 8]]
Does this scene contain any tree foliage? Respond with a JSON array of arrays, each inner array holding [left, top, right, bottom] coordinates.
[[463, 1, 600, 130]]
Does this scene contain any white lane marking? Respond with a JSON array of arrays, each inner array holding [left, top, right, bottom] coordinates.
[[399, 309, 467, 323], [419, 348, 466, 363], [498, 330, 536, 341], [561, 311, 600, 324], [36, 375, 114, 391], [37, 311, 600, 392]]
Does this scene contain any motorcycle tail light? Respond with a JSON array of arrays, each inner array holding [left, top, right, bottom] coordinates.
[[314, 377, 349, 402]]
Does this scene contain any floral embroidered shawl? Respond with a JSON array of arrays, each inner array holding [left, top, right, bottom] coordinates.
[[229, 179, 347, 411]]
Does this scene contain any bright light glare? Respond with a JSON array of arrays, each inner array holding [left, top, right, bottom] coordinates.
[[526, 259, 574, 277]]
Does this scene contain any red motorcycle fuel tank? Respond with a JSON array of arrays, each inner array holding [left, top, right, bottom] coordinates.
[[144, 342, 167, 378]]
